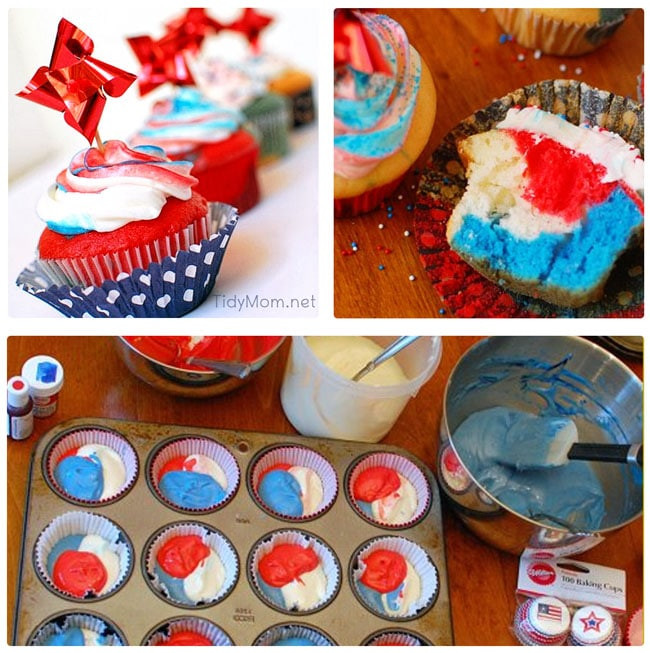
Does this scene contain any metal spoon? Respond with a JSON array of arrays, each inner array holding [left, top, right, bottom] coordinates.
[[185, 357, 252, 379], [352, 336, 420, 382]]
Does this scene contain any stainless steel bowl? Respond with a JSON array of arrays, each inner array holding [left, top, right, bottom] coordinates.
[[115, 337, 286, 398], [438, 336, 643, 555]]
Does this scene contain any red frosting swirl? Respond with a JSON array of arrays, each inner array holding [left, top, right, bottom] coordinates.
[[258, 544, 320, 588], [353, 466, 401, 502], [156, 535, 210, 578], [52, 550, 107, 597], [360, 549, 407, 593]]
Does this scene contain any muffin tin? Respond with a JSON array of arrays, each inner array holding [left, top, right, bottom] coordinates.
[[13, 418, 452, 645]]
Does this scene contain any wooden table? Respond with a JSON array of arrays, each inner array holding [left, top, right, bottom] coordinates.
[[334, 8, 644, 318], [7, 336, 643, 644]]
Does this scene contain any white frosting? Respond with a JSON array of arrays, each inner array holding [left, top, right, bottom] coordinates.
[[371, 473, 418, 524], [185, 454, 228, 488], [184, 549, 225, 603], [289, 465, 324, 514], [497, 107, 644, 191], [76, 444, 126, 500], [193, 58, 267, 109], [81, 629, 104, 645], [382, 560, 421, 617], [235, 52, 291, 82], [280, 566, 327, 610], [78, 534, 120, 594]]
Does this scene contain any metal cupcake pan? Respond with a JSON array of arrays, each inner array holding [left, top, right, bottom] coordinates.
[[13, 417, 453, 646]]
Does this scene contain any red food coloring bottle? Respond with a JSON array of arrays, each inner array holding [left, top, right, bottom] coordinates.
[[7, 376, 34, 440]]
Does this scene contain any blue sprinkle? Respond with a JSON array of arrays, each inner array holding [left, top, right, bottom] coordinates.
[[406, 204, 414, 211], [378, 264, 385, 271], [350, 241, 358, 248], [499, 33, 508, 44], [438, 308, 446, 315], [386, 205, 393, 212]]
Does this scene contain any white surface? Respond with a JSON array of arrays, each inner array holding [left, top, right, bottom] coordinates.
[[8, 125, 319, 318]]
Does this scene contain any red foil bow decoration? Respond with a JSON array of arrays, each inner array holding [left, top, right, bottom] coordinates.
[[16, 18, 136, 145], [164, 7, 226, 52], [229, 8, 273, 54], [334, 9, 392, 75]]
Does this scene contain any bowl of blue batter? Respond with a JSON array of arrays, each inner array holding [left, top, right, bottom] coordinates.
[[438, 336, 642, 555]]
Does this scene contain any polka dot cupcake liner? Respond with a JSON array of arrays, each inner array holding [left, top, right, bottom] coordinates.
[[248, 529, 341, 615], [350, 536, 439, 621], [249, 445, 338, 522], [147, 436, 240, 513], [27, 611, 127, 646], [253, 623, 336, 646], [34, 511, 133, 602], [346, 452, 431, 529], [16, 202, 238, 318], [143, 521, 239, 608], [142, 616, 234, 646], [44, 426, 138, 506], [361, 629, 432, 646]]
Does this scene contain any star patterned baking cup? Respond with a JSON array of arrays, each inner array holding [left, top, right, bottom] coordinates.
[[143, 522, 239, 609], [253, 623, 336, 646], [147, 436, 240, 514], [415, 79, 644, 318], [44, 426, 138, 507], [34, 511, 133, 602], [142, 616, 234, 646], [27, 611, 127, 646], [568, 604, 622, 646], [16, 203, 238, 318], [249, 445, 338, 522]]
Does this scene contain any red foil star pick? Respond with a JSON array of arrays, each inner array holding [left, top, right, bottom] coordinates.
[[17, 18, 136, 145], [229, 8, 273, 55], [334, 9, 392, 75]]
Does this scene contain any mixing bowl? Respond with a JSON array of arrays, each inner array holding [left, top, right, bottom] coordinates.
[[438, 336, 643, 555], [115, 336, 286, 398]]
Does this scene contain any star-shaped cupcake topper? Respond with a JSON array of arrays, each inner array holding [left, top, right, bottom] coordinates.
[[17, 18, 136, 146], [580, 610, 606, 632], [229, 8, 274, 54]]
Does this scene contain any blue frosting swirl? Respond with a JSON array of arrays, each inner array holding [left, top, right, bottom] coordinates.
[[159, 470, 226, 509], [54, 456, 103, 501], [258, 470, 304, 517]]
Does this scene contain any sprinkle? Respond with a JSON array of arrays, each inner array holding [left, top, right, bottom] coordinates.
[[575, 66, 583, 75], [533, 49, 542, 59], [404, 230, 411, 237], [559, 63, 567, 72], [473, 58, 480, 66], [517, 53, 525, 62], [499, 33, 508, 44], [438, 308, 446, 315], [385, 204, 393, 212], [352, 245, 358, 252], [409, 275, 416, 281], [378, 223, 384, 229], [378, 264, 385, 271], [411, 184, 416, 190], [350, 241, 358, 248], [397, 194, 403, 200], [508, 34, 514, 41], [472, 45, 480, 54], [406, 204, 414, 211]]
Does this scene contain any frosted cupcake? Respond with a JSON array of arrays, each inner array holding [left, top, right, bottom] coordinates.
[[249, 530, 340, 614], [254, 624, 335, 646], [28, 612, 126, 646], [148, 436, 239, 513], [34, 512, 132, 601], [334, 10, 436, 217], [351, 537, 438, 620], [143, 617, 233, 646], [45, 427, 138, 506], [493, 9, 633, 56], [250, 445, 338, 521], [144, 522, 238, 608]]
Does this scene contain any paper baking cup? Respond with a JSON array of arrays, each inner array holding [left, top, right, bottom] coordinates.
[[44, 426, 138, 506], [148, 436, 240, 513], [34, 511, 133, 601], [513, 598, 570, 646], [142, 616, 233, 646], [249, 445, 338, 521], [27, 611, 127, 646], [351, 536, 439, 621], [243, 96, 291, 161], [493, 8, 630, 56], [362, 629, 431, 646], [346, 453, 431, 529], [334, 175, 405, 218], [568, 605, 621, 646], [253, 623, 336, 646], [16, 203, 238, 318], [248, 529, 341, 615], [143, 521, 239, 608]]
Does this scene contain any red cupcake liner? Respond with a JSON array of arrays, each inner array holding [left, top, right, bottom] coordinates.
[[334, 175, 406, 218]]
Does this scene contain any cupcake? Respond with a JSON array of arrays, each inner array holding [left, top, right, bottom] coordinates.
[[568, 605, 622, 646], [438, 443, 472, 495], [351, 537, 438, 620], [148, 437, 239, 512], [347, 453, 430, 528], [513, 596, 571, 645], [253, 624, 335, 646], [250, 446, 338, 521], [362, 630, 431, 646], [249, 530, 340, 614], [131, 87, 261, 212], [28, 612, 126, 646], [34, 512, 132, 600], [334, 10, 436, 217], [493, 9, 633, 56], [193, 58, 291, 162], [144, 522, 238, 607], [45, 427, 138, 505], [143, 617, 233, 646]]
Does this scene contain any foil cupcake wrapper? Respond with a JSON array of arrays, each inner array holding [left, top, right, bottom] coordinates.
[[34, 511, 133, 602], [362, 630, 429, 646], [346, 453, 431, 529], [351, 536, 439, 621], [143, 617, 233, 646], [253, 623, 336, 646], [16, 203, 238, 318], [416, 79, 644, 318], [250, 446, 338, 521], [148, 436, 240, 513], [44, 427, 139, 506], [28, 611, 126, 646], [144, 522, 239, 608], [248, 529, 341, 615]]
